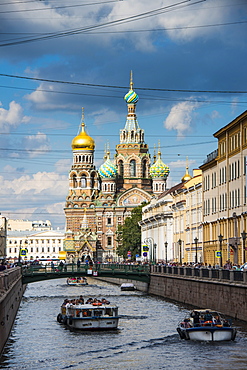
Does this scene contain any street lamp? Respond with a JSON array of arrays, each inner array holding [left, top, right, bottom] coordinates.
[[154, 243, 157, 264], [194, 237, 198, 264], [178, 239, 182, 264], [164, 242, 168, 264], [218, 234, 223, 267], [241, 231, 247, 263]]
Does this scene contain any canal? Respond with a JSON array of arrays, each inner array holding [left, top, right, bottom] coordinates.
[[1, 278, 247, 369]]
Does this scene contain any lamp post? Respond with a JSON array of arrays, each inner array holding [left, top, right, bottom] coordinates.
[[154, 243, 157, 264], [194, 237, 198, 264], [218, 234, 223, 267], [164, 242, 168, 264], [178, 239, 182, 264], [241, 231, 247, 264]]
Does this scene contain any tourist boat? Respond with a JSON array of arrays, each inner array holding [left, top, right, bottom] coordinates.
[[57, 300, 119, 330], [66, 277, 88, 286], [120, 283, 136, 291], [177, 309, 237, 342]]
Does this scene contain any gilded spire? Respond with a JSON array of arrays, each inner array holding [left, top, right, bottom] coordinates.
[[130, 70, 133, 90]]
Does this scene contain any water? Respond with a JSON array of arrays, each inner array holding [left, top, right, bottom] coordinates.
[[1, 278, 247, 369]]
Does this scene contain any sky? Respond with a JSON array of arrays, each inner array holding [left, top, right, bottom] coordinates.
[[0, 0, 247, 230]]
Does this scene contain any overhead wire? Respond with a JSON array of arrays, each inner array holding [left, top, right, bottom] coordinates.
[[0, 0, 206, 46]]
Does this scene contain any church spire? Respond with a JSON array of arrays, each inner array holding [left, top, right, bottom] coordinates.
[[120, 71, 144, 144]]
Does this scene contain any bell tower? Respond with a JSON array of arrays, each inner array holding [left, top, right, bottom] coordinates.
[[115, 71, 152, 192]]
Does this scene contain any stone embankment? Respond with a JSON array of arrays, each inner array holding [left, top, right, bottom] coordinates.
[[0, 267, 24, 355], [149, 265, 247, 321]]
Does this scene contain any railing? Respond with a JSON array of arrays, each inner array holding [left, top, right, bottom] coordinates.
[[151, 265, 247, 284], [0, 267, 22, 296], [21, 263, 151, 284]]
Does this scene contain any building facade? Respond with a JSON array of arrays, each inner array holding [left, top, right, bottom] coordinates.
[[139, 168, 202, 264], [6, 229, 65, 262], [64, 74, 170, 262], [200, 110, 247, 266]]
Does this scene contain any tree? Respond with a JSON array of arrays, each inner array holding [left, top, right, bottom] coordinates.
[[116, 204, 144, 259]]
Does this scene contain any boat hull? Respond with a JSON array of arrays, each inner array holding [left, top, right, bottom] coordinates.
[[177, 326, 236, 341], [58, 315, 119, 330]]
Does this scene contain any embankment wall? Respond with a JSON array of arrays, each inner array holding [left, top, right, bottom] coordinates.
[[149, 273, 247, 321], [95, 277, 148, 292], [0, 268, 24, 356]]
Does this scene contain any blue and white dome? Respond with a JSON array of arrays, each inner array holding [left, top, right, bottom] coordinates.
[[150, 152, 170, 179], [99, 153, 117, 179]]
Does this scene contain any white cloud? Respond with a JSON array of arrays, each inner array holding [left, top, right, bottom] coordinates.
[[21, 132, 51, 158], [164, 101, 199, 137], [0, 101, 30, 132]]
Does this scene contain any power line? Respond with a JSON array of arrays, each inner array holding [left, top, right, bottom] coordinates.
[[0, 0, 121, 13], [1, 72, 247, 94], [0, 0, 205, 47]]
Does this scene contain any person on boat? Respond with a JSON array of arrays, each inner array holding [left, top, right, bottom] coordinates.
[[203, 310, 213, 324], [86, 298, 93, 304], [191, 311, 200, 326], [213, 315, 222, 325], [181, 319, 191, 328], [101, 298, 110, 305], [77, 259, 81, 269]]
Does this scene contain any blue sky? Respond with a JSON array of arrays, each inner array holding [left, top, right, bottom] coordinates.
[[0, 0, 246, 229]]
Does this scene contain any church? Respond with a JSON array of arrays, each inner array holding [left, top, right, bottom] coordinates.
[[63, 73, 170, 262]]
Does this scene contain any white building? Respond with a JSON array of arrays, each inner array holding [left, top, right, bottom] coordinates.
[[6, 229, 65, 261]]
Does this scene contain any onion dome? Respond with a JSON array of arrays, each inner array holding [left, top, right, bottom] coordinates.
[[71, 111, 95, 151], [150, 151, 170, 179], [99, 151, 117, 179], [181, 157, 192, 182], [124, 70, 139, 104], [181, 170, 192, 182]]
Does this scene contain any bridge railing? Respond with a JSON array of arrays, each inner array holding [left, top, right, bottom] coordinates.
[[21, 263, 150, 277], [151, 265, 247, 284]]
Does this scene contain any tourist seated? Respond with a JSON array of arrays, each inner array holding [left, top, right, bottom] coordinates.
[[101, 298, 110, 305], [204, 310, 213, 322], [213, 315, 222, 325], [86, 298, 93, 304], [182, 319, 191, 328]]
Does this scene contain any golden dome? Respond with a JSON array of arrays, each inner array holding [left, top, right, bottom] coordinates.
[[71, 122, 95, 151], [181, 172, 192, 182], [181, 157, 192, 182]]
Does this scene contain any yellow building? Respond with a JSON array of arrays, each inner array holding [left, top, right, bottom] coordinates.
[[200, 110, 247, 267]]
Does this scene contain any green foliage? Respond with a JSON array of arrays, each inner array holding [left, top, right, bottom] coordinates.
[[116, 204, 144, 259]]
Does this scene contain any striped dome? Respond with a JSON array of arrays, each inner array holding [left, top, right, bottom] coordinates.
[[99, 157, 117, 179], [150, 155, 170, 179], [124, 89, 139, 104]]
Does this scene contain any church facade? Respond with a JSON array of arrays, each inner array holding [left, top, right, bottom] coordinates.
[[63, 74, 170, 262]]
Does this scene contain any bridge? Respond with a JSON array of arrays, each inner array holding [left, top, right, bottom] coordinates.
[[21, 263, 151, 284]]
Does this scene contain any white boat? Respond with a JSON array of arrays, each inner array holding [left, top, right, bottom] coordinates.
[[177, 309, 237, 342], [120, 283, 136, 291], [66, 277, 88, 286], [57, 300, 119, 330]]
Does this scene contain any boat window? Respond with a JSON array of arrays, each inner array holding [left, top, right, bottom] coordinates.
[[94, 310, 103, 317], [105, 308, 113, 316]]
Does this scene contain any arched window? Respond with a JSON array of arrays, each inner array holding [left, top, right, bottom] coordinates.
[[80, 175, 86, 188], [72, 175, 77, 188], [130, 159, 136, 177], [119, 160, 124, 178], [91, 174, 95, 189], [142, 159, 147, 178]]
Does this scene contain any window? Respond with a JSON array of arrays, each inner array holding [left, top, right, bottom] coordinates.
[[118, 160, 124, 178], [130, 159, 136, 177], [107, 237, 112, 246], [107, 217, 111, 225], [81, 175, 86, 188]]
